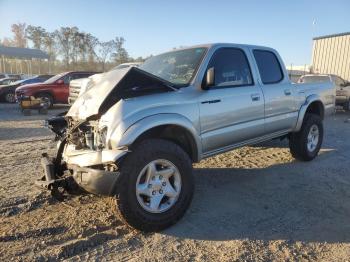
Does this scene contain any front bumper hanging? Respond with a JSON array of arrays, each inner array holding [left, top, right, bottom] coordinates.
[[36, 152, 121, 200]]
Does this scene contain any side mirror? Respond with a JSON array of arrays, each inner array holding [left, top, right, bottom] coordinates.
[[202, 67, 215, 90], [56, 79, 64, 85]]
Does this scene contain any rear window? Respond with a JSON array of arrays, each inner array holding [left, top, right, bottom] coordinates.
[[253, 50, 283, 84]]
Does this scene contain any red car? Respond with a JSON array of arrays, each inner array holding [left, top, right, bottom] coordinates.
[[15, 71, 98, 107]]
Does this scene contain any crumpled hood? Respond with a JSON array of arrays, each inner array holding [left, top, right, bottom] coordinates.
[[67, 68, 129, 120], [66, 67, 175, 120]]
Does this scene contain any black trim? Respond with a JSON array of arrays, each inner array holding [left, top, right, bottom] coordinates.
[[253, 49, 284, 85], [201, 99, 221, 104], [203, 47, 255, 89]]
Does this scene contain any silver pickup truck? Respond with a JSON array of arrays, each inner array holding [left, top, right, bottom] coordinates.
[[41, 43, 335, 232]]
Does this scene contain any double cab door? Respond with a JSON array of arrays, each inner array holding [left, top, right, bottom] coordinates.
[[199, 47, 297, 155], [199, 47, 265, 154]]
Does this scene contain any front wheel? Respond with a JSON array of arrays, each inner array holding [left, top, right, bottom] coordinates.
[[110, 139, 194, 232], [289, 114, 323, 161], [4, 91, 16, 103]]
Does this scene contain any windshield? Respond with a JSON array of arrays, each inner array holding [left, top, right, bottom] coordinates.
[[140, 47, 207, 86], [44, 72, 65, 84]]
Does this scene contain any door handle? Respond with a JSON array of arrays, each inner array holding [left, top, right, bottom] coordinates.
[[201, 99, 221, 104], [251, 94, 260, 101], [284, 89, 292, 96]]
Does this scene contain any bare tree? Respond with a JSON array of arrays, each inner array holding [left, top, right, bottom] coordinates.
[[97, 40, 115, 71], [112, 37, 129, 65], [26, 25, 46, 49], [2, 22, 134, 73], [11, 23, 27, 48], [85, 34, 99, 66], [54, 27, 74, 69]]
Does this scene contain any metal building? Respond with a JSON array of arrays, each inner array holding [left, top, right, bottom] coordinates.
[[311, 32, 350, 81]]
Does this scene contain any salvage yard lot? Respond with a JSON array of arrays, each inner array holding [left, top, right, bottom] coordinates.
[[1, 103, 350, 261]]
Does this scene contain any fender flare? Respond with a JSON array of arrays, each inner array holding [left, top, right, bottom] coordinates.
[[295, 94, 325, 132], [110, 113, 202, 162]]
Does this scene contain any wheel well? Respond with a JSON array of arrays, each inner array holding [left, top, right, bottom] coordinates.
[[34, 92, 54, 101], [305, 101, 324, 119], [132, 125, 198, 162]]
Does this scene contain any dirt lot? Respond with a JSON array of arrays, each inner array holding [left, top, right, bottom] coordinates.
[[1, 103, 350, 261]]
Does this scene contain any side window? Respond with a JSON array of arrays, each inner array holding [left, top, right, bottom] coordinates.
[[253, 50, 283, 84], [63, 75, 71, 84], [208, 48, 253, 87]]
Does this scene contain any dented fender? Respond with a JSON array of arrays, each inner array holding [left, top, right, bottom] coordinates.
[[109, 113, 202, 162]]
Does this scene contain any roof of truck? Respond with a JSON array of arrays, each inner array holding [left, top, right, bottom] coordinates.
[[168, 43, 277, 54]]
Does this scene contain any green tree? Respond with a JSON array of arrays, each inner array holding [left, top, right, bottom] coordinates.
[[26, 25, 46, 49], [98, 40, 115, 71], [112, 37, 129, 65]]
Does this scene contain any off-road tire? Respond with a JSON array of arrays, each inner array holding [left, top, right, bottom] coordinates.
[[289, 113, 323, 161], [109, 139, 194, 232]]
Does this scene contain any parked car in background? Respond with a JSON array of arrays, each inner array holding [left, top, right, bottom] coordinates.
[[0, 77, 18, 86], [68, 63, 141, 105], [298, 74, 350, 110], [42, 43, 335, 231], [0, 75, 53, 103], [0, 74, 24, 80], [15, 71, 98, 107]]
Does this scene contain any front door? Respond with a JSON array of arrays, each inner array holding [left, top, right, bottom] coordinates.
[[199, 47, 265, 155]]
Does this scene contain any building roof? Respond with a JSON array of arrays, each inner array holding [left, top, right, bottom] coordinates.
[[313, 32, 350, 41], [0, 46, 49, 59]]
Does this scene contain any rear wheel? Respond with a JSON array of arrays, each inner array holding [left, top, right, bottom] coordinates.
[[289, 114, 323, 161], [4, 91, 16, 103], [110, 139, 194, 232]]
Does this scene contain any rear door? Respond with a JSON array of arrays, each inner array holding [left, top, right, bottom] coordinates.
[[252, 49, 298, 134], [199, 47, 265, 154]]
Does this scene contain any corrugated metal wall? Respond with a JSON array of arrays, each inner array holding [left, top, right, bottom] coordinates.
[[312, 33, 350, 81]]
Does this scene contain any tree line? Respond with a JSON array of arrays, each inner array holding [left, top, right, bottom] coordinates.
[[0, 23, 145, 73]]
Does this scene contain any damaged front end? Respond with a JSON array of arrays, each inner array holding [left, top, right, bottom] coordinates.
[[36, 116, 125, 200], [37, 67, 175, 200]]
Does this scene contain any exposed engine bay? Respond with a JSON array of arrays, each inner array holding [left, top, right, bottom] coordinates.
[[37, 66, 178, 200], [66, 119, 107, 151]]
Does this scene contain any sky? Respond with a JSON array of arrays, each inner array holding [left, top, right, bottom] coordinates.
[[0, 0, 349, 65]]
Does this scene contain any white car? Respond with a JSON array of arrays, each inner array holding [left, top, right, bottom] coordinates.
[[299, 74, 350, 110]]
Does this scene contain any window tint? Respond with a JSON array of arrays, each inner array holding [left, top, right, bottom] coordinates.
[[208, 48, 253, 87], [253, 50, 283, 84]]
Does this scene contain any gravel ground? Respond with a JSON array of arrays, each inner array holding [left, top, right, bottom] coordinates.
[[1, 103, 350, 261]]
